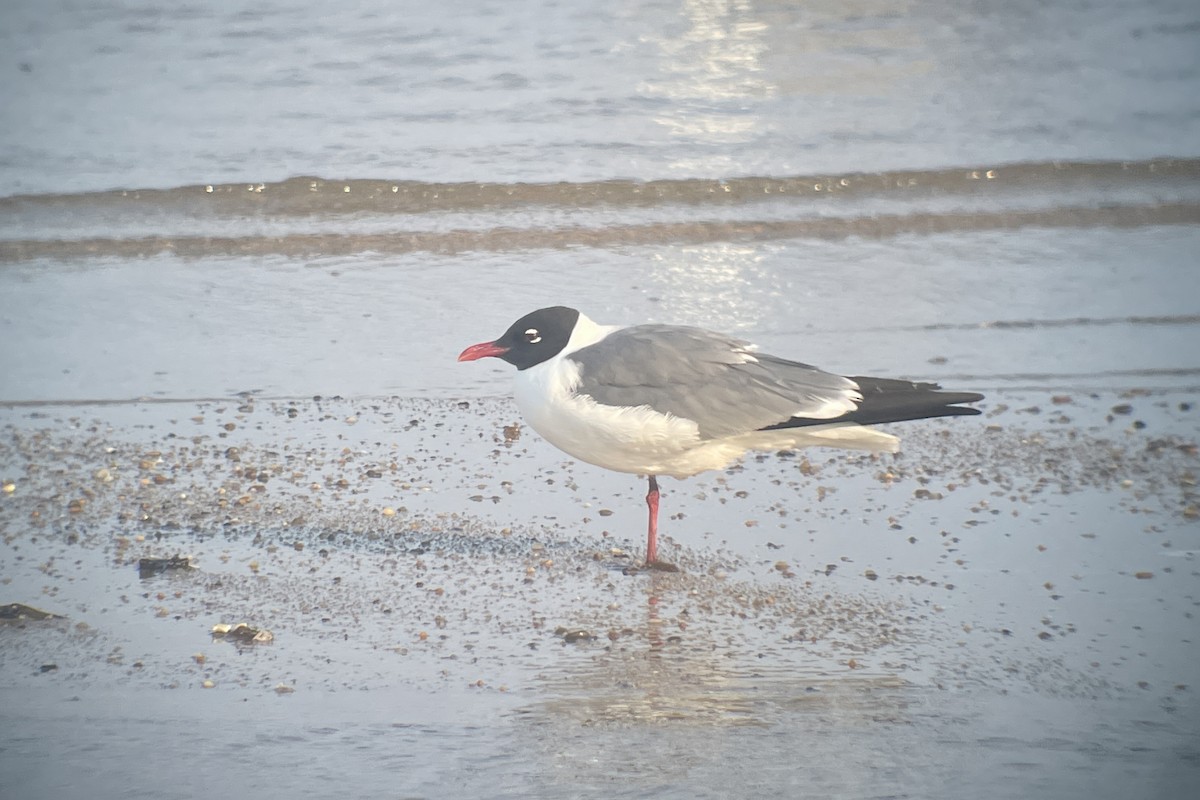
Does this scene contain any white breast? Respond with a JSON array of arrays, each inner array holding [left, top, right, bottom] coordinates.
[[513, 353, 704, 476]]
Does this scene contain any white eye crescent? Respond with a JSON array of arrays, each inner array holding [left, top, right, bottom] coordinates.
[[524, 328, 541, 343]]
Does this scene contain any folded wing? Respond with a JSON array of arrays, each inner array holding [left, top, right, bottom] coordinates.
[[569, 325, 863, 439], [570, 324, 983, 439]]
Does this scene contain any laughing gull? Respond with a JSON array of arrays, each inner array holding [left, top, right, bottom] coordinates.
[[459, 306, 983, 566]]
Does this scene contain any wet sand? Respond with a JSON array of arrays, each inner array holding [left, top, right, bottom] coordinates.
[[2, 391, 1197, 798]]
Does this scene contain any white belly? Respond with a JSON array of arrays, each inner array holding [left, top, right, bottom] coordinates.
[[514, 367, 703, 476], [511, 353, 901, 480]]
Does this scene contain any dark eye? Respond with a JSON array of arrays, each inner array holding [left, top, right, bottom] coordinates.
[[524, 328, 542, 344]]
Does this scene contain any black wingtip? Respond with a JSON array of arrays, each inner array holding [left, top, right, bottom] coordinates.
[[843, 379, 984, 426], [936, 403, 984, 417], [761, 379, 985, 431]]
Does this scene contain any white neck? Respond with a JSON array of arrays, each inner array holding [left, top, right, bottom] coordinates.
[[561, 312, 621, 357], [512, 311, 620, 419]]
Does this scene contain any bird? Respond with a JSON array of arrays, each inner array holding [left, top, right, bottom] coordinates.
[[458, 306, 983, 567]]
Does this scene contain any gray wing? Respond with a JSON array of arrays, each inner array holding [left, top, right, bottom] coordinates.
[[569, 324, 861, 439]]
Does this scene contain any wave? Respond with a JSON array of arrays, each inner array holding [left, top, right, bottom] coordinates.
[[1, 203, 1197, 261], [1, 158, 1197, 260], [3, 157, 1198, 214], [851, 314, 1200, 333]]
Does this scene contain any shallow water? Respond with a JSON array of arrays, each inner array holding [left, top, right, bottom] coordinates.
[[2, 0, 1200, 798], [3, 0, 1199, 191]]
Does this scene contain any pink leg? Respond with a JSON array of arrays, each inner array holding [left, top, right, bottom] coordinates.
[[645, 475, 660, 564]]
